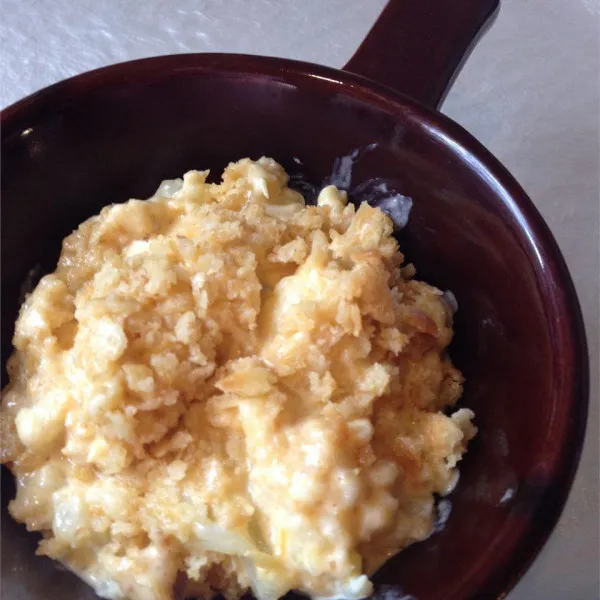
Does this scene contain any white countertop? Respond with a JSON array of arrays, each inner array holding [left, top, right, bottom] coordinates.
[[1, 0, 598, 598]]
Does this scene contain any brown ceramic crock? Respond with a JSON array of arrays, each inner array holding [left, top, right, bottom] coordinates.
[[0, 1, 588, 599]]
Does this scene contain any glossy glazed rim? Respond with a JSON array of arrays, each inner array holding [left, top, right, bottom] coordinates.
[[0, 53, 589, 600]]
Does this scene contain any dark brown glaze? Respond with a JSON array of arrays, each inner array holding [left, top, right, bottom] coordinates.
[[344, 0, 500, 108], [0, 2, 588, 600]]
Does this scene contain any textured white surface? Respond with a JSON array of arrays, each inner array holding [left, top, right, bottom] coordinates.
[[1, 0, 599, 598]]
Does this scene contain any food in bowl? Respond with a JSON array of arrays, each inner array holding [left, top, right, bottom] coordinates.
[[0, 158, 476, 600]]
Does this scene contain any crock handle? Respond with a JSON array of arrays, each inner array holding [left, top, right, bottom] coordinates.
[[343, 0, 500, 108]]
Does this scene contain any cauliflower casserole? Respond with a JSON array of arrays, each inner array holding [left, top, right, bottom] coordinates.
[[1, 158, 476, 600]]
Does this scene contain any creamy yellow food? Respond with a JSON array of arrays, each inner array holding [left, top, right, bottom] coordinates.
[[1, 158, 475, 600]]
